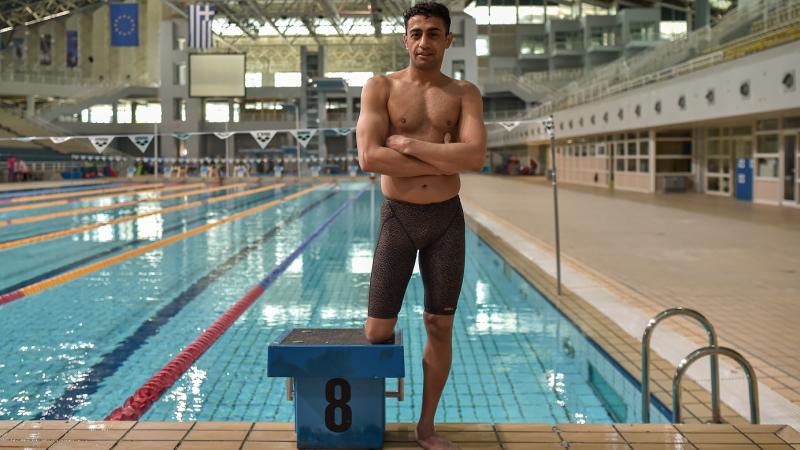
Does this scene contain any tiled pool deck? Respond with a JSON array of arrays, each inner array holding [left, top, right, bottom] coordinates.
[[1, 420, 798, 449], [459, 174, 800, 427], [2, 176, 799, 448]]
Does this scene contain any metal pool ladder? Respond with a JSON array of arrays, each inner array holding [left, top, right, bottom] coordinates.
[[640, 307, 760, 424]]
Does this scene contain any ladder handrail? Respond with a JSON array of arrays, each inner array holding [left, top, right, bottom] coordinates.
[[641, 307, 721, 423], [673, 346, 760, 424]]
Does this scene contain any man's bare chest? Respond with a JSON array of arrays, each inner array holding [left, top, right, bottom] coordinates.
[[386, 87, 461, 137]]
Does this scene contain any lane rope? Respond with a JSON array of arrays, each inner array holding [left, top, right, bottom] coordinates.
[[0, 182, 207, 214], [0, 183, 159, 204], [0, 184, 325, 306], [0, 182, 124, 201], [0, 182, 286, 251], [36, 190, 336, 420], [106, 183, 367, 421], [0, 182, 250, 227], [0, 184, 297, 296]]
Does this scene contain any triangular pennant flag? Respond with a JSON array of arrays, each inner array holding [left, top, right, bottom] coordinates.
[[499, 121, 521, 132], [333, 127, 353, 136], [50, 137, 72, 144], [129, 134, 154, 153], [290, 129, 317, 149], [250, 131, 276, 149], [88, 136, 113, 153], [214, 132, 234, 140], [173, 133, 191, 140]]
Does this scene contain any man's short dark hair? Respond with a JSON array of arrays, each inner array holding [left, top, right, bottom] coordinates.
[[403, 2, 451, 34]]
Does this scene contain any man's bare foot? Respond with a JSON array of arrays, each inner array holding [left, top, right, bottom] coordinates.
[[415, 427, 460, 450]]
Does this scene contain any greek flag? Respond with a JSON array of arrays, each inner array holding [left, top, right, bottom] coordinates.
[[189, 3, 215, 49]]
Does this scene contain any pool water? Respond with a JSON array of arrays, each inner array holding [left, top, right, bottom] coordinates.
[[0, 180, 669, 423]]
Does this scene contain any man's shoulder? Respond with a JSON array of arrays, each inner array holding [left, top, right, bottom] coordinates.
[[453, 79, 480, 97], [367, 71, 404, 88]]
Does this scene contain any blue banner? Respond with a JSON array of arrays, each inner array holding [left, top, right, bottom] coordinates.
[[12, 37, 24, 62], [66, 31, 78, 67], [110, 3, 139, 46], [39, 34, 52, 65]]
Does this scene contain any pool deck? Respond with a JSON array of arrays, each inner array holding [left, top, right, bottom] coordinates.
[[459, 174, 800, 428], [1, 420, 798, 449], [3, 175, 800, 448]]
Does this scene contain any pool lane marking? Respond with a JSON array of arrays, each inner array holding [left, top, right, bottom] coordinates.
[[106, 184, 367, 421], [0, 184, 299, 296], [0, 184, 325, 306], [0, 183, 159, 204], [37, 190, 338, 420], [0, 182, 124, 201], [0, 182, 208, 213], [0, 182, 146, 203], [0, 182, 287, 251], [0, 182, 250, 227]]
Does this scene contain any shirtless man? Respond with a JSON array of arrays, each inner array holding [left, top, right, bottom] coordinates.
[[356, 2, 486, 449]]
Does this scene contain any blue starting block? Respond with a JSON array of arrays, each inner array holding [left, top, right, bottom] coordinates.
[[268, 328, 404, 449]]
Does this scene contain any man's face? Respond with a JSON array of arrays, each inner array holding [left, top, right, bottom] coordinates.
[[403, 14, 452, 71]]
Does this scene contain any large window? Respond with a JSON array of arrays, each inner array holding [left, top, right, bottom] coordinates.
[[554, 32, 580, 51], [589, 27, 617, 47], [274, 72, 302, 87], [325, 72, 373, 87], [205, 101, 230, 123], [88, 105, 113, 124], [520, 36, 546, 55], [630, 22, 658, 41], [245, 72, 263, 88], [117, 103, 132, 124], [755, 134, 779, 178], [655, 130, 692, 174], [465, 2, 566, 25], [610, 132, 650, 173], [134, 103, 161, 123], [476, 36, 490, 56]]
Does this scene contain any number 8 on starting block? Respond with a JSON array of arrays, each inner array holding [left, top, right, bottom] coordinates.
[[268, 328, 404, 449]]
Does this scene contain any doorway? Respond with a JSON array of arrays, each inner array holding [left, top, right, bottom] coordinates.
[[784, 134, 797, 203]]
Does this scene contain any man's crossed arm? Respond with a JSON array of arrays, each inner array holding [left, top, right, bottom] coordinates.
[[356, 77, 487, 177], [386, 83, 486, 174]]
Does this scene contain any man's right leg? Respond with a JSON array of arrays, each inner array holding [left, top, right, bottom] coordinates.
[[364, 200, 417, 343]]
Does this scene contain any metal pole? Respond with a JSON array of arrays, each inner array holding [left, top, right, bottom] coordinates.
[[544, 115, 562, 295], [295, 100, 301, 179], [225, 121, 231, 177], [154, 123, 159, 179]]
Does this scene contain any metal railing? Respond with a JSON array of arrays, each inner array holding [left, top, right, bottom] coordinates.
[[641, 307, 721, 423], [518, 0, 796, 122], [674, 346, 760, 424], [0, 69, 152, 88]]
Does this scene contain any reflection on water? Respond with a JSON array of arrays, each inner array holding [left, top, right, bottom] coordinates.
[[348, 242, 373, 274], [164, 366, 207, 422]]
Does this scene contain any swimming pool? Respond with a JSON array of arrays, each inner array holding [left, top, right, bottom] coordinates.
[[0, 180, 670, 423]]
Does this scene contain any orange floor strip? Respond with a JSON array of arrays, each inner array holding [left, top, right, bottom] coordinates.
[[2, 183, 160, 204], [0, 182, 288, 251], [0, 184, 323, 304], [0, 182, 250, 227], [0, 182, 207, 214]]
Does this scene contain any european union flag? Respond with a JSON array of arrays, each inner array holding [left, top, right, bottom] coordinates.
[[110, 3, 139, 46]]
